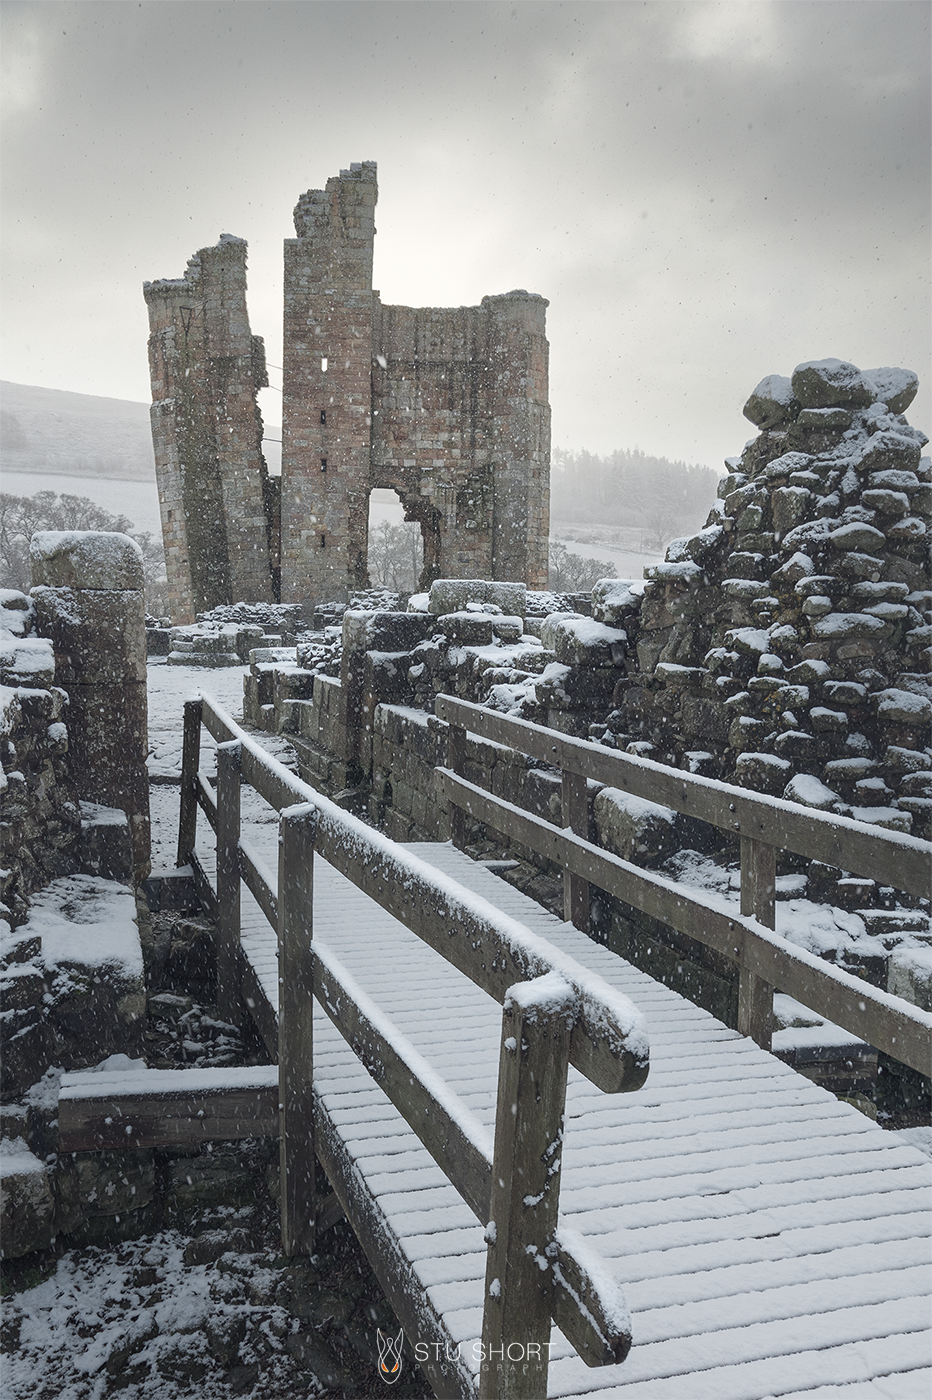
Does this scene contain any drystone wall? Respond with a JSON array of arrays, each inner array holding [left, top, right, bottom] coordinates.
[[0, 536, 160, 1258]]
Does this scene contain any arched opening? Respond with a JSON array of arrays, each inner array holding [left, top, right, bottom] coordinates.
[[367, 489, 424, 594]]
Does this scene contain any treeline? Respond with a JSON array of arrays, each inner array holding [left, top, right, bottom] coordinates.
[[0, 490, 167, 612], [551, 447, 721, 537]]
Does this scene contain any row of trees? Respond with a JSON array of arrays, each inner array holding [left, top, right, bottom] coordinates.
[[0, 491, 168, 613], [551, 446, 720, 540]]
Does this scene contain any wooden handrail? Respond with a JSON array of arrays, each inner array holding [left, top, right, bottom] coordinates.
[[177, 693, 646, 1390], [434, 695, 932, 1075], [435, 696, 931, 898]]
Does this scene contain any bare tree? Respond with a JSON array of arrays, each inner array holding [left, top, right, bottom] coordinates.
[[548, 541, 616, 592], [0, 490, 168, 611]]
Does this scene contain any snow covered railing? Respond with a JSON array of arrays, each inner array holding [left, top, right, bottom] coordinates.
[[178, 696, 650, 1397], [436, 696, 932, 1078]]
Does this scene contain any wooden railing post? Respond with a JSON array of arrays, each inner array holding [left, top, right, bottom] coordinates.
[[278, 802, 319, 1258], [561, 768, 590, 931], [480, 974, 576, 1400], [177, 697, 203, 866], [738, 835, 776, 1050], [448, 720, 468, 850], [216, 740, 244, 1028]]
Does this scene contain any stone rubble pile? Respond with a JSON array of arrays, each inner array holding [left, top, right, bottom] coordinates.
[[593, 359, 930, 839]]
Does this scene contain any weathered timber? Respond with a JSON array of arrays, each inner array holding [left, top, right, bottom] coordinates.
[[738, 836, 776, 1049], [238, 839, 278, 929], [239, 948, 277, 1058], [436, 768, 932, 1077], [216, 741, 244, 1027], [196, 771, 218, 831], [58, 1066, 279, 1150], [449, 720, 469, 849], [177, 697, 203, 864], [562, 767, 590, 931], [435, 697, 932, 898], [198, 697, 646, 1094], [480, 977, 574, 1400], [313, 939, 493, 1221], [278, 804, 318, 1257], [550, 1238, 632, 1367], [313, 806, 647, 1095], [312, 1098, 476, 1400]]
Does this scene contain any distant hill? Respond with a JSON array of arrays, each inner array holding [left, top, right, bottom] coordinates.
[[1, 381, 155, 481]]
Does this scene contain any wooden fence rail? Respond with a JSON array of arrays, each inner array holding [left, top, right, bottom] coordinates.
[[176, 696, 650, 1399], [435, 695, 932, 1077]]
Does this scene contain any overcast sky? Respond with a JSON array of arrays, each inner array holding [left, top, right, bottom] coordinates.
[[2, 0, 929, 470]]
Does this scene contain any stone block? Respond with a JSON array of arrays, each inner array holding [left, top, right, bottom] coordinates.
[[541, 615, 626, 667], [790, 359, 876, 409], [0, 1145, 55, 1258], [342, 610, 434, 654], [31, 587, 147, 683], [428, 579, 526, 617], [29, 531, 145, 591], [593, 788, 678, 868], [887, 947, 932, 1011]]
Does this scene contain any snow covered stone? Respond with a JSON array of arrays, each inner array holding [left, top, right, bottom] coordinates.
[[0, 1142, 55, 1259], [864, 366, 920, 414], [783, 774, 844, 812], [541, 615, 626, 668], [874, 688, 932, 725], [888, 946, 932, 1010], [29, 531, 144, 592], [593, 789, 677, 867], [734, 751, 791, 796], [743, 374, 798, 428], [791, 359, 877, 409], [428, 579, 526, 618]]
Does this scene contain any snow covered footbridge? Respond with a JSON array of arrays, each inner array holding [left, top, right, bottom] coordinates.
[[61, 695, 931, 1399]]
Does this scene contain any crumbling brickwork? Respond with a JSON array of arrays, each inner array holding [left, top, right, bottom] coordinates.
[[280, 162, 550, 607], [144, 237, 275, 623], [146, 163, 550, 620]]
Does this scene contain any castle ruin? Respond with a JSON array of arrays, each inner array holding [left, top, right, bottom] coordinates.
[[145, 163, 550, 622]]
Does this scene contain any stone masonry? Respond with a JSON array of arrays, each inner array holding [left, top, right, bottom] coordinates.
[[144, 236, 275, 624], [281, 162, 550, 606], [146, 163, 551, 620]]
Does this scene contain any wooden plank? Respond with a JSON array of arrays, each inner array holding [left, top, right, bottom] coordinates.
[[738, 836, 775, 1050], [436, 768, 932, 1077], [562, 768, 590, 932], [313, 939, 493, 1222], [216, 741, 243, 1028], [312, 806, 648, 1096], [58, 1067, 279, 1150], [313, 1096, 478, 1400], [177, 697, 202, 864], [480, 977, 575, 1400], [239, 945, 278, 1058], [550, 1240, 632, 1368], [195, 771, 218, 832], [238, 839, 278, 929], [278, 803, 318, 1258], [189, 848, 218, 920], [435, 696, 932, 898], [449, 720, 469, 850]]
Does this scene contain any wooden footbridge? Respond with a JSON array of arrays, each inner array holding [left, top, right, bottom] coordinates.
[[61, 695, 932, 1398]]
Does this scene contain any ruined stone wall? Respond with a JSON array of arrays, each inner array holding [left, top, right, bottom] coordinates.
[[279, 163, 550, 609], [144, 237, 274, 623], [371, 293, 550, 586]]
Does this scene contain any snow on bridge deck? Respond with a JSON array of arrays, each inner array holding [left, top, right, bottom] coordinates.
[[200, 821, 931, 1399]]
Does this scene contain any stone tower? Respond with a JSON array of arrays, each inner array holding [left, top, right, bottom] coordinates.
[[279, 163, 551, 608], [146, 164, 551, 619], [144, 236, 275, 623]]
